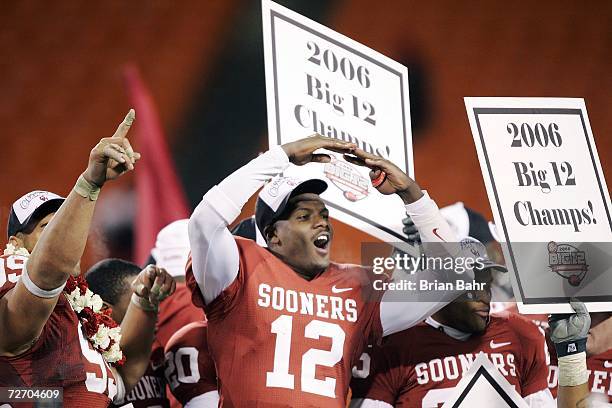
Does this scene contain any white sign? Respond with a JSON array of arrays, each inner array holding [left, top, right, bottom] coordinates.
[[442, 353, 528, 408], [262, 0, 413, 244], [465, 97, 612, 314]]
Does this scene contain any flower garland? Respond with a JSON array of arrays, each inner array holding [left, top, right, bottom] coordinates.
[[3, 244, 125, 367], [64, 276, 125, 367], [3, 243, 30, 257]]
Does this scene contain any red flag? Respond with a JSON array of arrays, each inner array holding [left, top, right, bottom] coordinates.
[[123, 65, 190, 265]]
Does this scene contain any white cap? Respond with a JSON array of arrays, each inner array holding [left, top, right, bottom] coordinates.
[[460, 237, 507, 272], [8, 191, 65, 238], [255, 176, 327, 234], [150, 219, 190, 278]]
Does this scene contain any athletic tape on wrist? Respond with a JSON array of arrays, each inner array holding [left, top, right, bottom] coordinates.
[[74, 174, 100, 201], [558, 352, 588, 387], [130, 293, 158, 312], [20, 262, 66, 298]]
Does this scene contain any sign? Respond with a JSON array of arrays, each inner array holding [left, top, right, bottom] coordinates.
[[262, 0, 413, 243], [465, 97, 612, 313], [442, 353, 528, 408]]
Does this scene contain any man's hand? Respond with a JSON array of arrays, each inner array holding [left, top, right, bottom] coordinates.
[[281, 134, 357, 166], [551, 299, 591, 407], [549, 299, 591, 357], [344, 148, 423, 204], [83, 109, 140, 187], [131, 265, 176, 312]]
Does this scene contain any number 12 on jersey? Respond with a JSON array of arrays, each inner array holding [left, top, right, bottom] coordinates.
[[266, 315, 346, 398]]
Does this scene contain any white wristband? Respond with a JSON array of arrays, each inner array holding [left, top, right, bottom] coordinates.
[[558, 352, 588, 387], [20, 262, 66, 298]]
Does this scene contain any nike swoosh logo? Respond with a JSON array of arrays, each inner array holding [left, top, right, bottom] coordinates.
[[331, 285, 352, 294], [432, 228, 446, 242], [151, 360, 164, 371], [490, 340, 511, 349], [604, 361, 612, 368]]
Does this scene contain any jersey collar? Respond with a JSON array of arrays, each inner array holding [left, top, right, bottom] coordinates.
[[425, 316, 471, 341]]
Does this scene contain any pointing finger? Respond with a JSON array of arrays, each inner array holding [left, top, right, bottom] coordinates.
[[112, 109, 136, 139]]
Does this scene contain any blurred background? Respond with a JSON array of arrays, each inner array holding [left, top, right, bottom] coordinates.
[[0, 0, 610, 268]]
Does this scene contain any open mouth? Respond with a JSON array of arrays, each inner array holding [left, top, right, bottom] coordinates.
[[313, 232, 331, 253]]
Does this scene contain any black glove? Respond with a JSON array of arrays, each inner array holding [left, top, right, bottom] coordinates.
[[402, 214, 421, 245], [548, 299, 590, 358]]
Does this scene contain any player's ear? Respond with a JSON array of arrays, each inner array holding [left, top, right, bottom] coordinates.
[[264, 224, 280, 246], [8, 234, 24, 249]]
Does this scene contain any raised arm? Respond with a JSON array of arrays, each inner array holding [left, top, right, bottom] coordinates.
[[345, 148, 465, 336], [549, 300, 591, 408], [188, 135, 356, 304], [0, 110, 138, 356], [116, 265, 176, 394]]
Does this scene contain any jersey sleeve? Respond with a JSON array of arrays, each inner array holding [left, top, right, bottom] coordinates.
[[380, 193, 465, 336], [164, 323, 217, 406], [512, 314, 550, 396]]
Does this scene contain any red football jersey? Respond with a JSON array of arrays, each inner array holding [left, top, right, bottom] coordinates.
[[156, 282, 205, 349], [547, 340, 612, 402], [186, 238, 384, 407], [0, 259, 119, 407], [112, 341, 169, 408], [358, 312, 549, 407], [157, 282, 206, 408], [164, 321, 218, 405]]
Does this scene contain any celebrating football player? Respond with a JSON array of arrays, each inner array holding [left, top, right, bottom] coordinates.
[[186, 134, 472, 406], [350, 238, 555, 407], [86, 259, 172, 408], [0, 110, 173, 406]]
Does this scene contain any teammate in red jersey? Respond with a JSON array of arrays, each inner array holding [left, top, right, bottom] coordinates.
[[164, 321, 219, 407], [147, 219, 207, 408], [0, 111, 174, 407], [86, 258, 171, 408], [186, 135, 470, 406], [351, 237, 555, 407]]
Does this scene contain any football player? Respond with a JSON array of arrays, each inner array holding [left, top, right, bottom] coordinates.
[[148, 219, 207, 408], [0, 110, 174, 406], [186, 135, 471, 406], [350, 237, 555, 407], [164, 321, 219, 407], [86, 259, 170, 408]]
